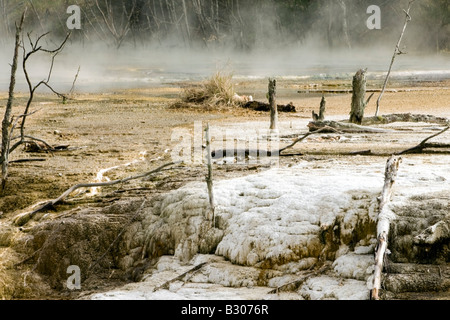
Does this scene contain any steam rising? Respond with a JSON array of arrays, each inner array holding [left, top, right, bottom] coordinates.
[[0, 0, 449, 93]]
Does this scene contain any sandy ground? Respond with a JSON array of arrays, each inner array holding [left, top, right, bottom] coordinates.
[[0, 78, 448, 217], [0, 77, 449, 300]]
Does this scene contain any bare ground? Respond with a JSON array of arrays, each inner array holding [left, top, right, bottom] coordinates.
[[0, 78, 449, 299]]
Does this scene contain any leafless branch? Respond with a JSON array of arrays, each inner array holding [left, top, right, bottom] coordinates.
[[375, 0, 415, 117], [69, 66, 81, 96], [397, 126, 450, 155], [14, 31, 71, 152]]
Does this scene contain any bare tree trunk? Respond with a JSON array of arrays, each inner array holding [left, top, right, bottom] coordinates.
[[27, 0, 45, 33], [338, 0, 351, 49], [1, 11, 25, 190], [0, 0, 11, 41], [182, 0, 191, 43], [215, 0, 219, 34], [350, 69, 374, 125], [269, 78, 278, 130], [192, 0, 208, 44], [371, 156, 402, 300], [319, 95, 326, 121], [375, 1, 415, 117], [325, 2, 334, 49]]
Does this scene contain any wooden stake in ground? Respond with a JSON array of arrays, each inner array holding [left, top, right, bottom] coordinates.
[[349, 69, 374, 125], [205, 123, 215, 227], [372, 155, 402, 300], [268, 78, 278, 130], [375, 1, 415, 117]]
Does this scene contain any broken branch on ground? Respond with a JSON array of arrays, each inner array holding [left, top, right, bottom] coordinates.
[[13, 161, 181, 226]]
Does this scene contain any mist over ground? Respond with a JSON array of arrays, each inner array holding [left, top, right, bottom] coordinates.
[[0, 0, 448, 92]]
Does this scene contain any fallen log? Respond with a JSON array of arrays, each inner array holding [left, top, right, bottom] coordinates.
[[267, 263, 331, 294], [308, 120, 394, 133], [397, 126, 450, 155], [242, 101, 296, 113], [9, 158, 46, 164], [388, 263, 450, 275], [383, 271, 450, 294], [362, 113, 449, 126], [371, 155, 402, 300], [211, 127, 338, 160], [152, 262, 208, 292], [13, 161, 179, 226], [298, 88, 400, 94]]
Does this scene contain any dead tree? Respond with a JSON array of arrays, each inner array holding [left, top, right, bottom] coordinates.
[[1, 12, 72, 190], [375, 1, 415, 117], [372, 156, 402, 300], [313, 95, 326, 121], [349, 69, 374, 125], [1, 11, 25, 190], [337, 0, 352, 49], [94, 0, 137, 49], [8, 31, 70, 158], [0, 0, 12, 40], [268, 78, 278, 130]]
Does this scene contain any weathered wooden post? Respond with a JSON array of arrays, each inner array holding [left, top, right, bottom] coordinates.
[[205, 123, 215, 227], [350, 69, 374, 125], [268, 78, 278, 130]]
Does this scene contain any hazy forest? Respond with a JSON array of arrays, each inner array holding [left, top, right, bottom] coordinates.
[[0, 0, 448, 52]]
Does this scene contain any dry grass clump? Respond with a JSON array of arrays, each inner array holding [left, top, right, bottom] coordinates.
[[172, 71, 238, 109]]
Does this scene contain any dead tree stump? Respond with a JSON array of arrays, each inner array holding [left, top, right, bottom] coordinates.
[[312, 95, 326, 121], [350, 69, 373, 125], [319, 95, 326, 121], [269, 78, 278, 130]]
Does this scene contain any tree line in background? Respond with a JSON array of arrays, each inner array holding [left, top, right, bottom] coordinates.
[[0, 0, 448, 52]]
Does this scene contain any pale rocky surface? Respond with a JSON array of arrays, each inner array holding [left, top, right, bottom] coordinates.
[[87, 155, 450, 300]]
